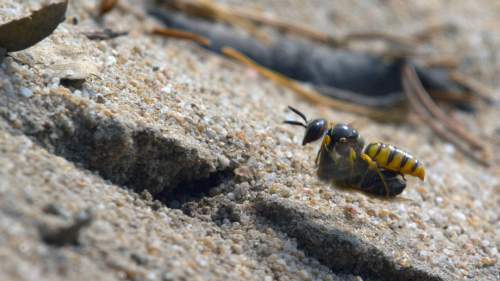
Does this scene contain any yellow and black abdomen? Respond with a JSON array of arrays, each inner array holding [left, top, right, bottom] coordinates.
[[364, 142, 425, 180]]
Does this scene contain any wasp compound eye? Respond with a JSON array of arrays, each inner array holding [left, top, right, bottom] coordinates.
[[351, 129, 359, 139], [303, 119, 327, 145]]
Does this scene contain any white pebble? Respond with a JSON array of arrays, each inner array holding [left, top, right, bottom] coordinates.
[[105, 55, 116, 66], [196, 257, 208, 267], [490, 247, 498, 256], [454, 212, 466, 221], [159, 107, 169, 114], [218, 155, 230, 167], [443, 143, 456, 155], [161, 84, 173, 94], [146, 272, 156, 281], [51, 77, 60, 85], [19, 87, 33, 98]]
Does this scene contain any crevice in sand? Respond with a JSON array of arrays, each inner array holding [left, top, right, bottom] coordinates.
[[0, 92, 236, 207], [254, 195, 447, 281]]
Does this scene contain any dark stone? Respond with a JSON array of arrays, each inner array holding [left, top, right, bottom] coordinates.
[[39, 209, 93, 247]]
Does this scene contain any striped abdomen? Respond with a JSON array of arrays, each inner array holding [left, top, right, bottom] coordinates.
[[364, 142, 425, 180]]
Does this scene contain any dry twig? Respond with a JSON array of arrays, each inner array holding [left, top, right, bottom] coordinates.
[[405, 65, 485, 150], [419, 56, 459, 69], [402, 64, 490, 166], [165, 0, 417, 49], [84, 29, 128, 40], [152, 27, 211, 46], [449, 72, 496, 103], [412, 21, 458, 43], [99, 0, 118, 16]]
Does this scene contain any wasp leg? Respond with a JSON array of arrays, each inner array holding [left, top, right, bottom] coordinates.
[[374, 167, 391, 197], [316, 135, 331, 166], [360, 154, 391, 197], [372, 167, 394, 196], [315, 149, 321, 166], [378, 171, 406, 196], [356, 163, 371, 190], [348, 148, 357, 181]]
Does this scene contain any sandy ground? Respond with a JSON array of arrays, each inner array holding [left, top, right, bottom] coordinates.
[[0, 0, 498, 280]]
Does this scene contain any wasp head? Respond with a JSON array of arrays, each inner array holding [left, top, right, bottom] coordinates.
[[284, 106, 328, 145]]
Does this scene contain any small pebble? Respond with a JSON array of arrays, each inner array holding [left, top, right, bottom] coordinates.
[[19, 87, 33, 98], [477, 257, 496, 267], [105, 55, 117, 66], [443, 144, 456, 155], [96, 94, 105, 104], [161, 84, 173, 94], [454, 212, 467, 221], [218, 155, 230, 168]]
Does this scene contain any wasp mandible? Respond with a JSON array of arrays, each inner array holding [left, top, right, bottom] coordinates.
[[284, 106, 425, 197]]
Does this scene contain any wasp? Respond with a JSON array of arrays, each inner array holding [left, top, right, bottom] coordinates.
[[284, 106, 425, 197]]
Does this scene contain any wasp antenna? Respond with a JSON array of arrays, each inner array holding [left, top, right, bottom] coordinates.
[[283, 120, 307, 128], [287, 106, 308, 123]]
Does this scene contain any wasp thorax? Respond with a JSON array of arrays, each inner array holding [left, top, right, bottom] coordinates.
[[303, 119, 328, 145], [326, 123, 360, 155], [329, 123, 358, 143]]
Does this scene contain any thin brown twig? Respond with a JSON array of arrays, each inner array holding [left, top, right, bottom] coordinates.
[[167, 0, 273, 45], [402, 64, 490, 166], [337, 31, 417, 47], [166, 0, 330, 42], [224, 6, 418, 48], [427, 91, 474, 104], [419, 56, 459, 69], [99, 0, 118, 16], [222, 47, 397, 120], [449, 72, 496, 103], [152, 27, 211, 46], [404, 64, 485, 151], [166, 0, 417, 48], [412, 21, 457, 43]]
